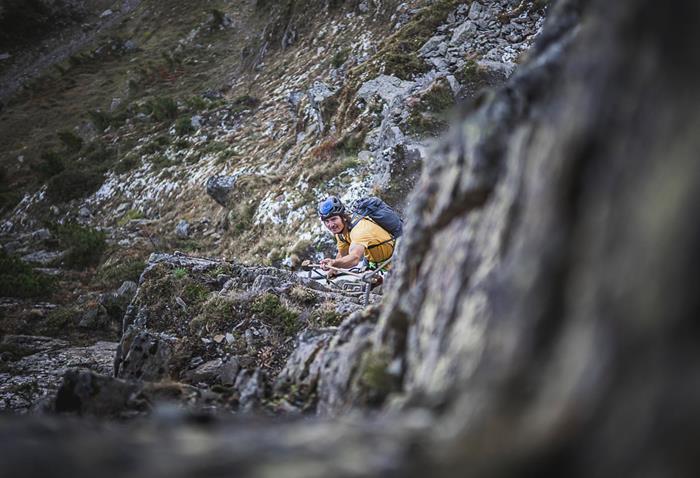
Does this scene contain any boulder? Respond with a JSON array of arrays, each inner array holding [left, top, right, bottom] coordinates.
[[175, 220, 190, 238], [450, 20, 477, 45], [206, 175, 238, 208], [357, 75, 415, 105]]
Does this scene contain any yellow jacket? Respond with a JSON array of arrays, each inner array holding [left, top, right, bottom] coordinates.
[[335, 218, 395, 264]]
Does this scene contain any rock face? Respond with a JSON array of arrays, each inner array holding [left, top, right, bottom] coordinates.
[[1, 0, 700, 477], [0, 336, 117, 412], [107, 252, 380, 414]]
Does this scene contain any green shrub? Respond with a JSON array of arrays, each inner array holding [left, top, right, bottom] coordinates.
[[35, 151, 65, 179], [143, 134, 171, 154], [83, 141, 115, 164], [88, 110, 113, 132], [36, 307, 78, 337], [94, 259, 147, 288], [146, 96, 178, 122], [230, 95, 259, 114], [55, 223, 107, 269], [46, 168, 104, 203], [113, 155, 140, 174], [182, 283, 210, 305], [332, 48, 350, 68], [0, 251, 54, 298], [184, 95, 209, 111], [455, 59, 479, 85], [57, 130, 83, 153], [172, 267, 188, 280], [174, 116, 194, 136]]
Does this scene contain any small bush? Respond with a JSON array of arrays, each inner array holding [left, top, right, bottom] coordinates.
[[88, 110, 113, 132], [230, 95, 259, 114], [113, 155, 140, 174], [46, 168, 104, 203], [184, 95, 209, 111], [55, 223, 107, 269], [143, 135, 171, 154], [146, 96, 178, 122], [36, 307, 79, 337], [172, 267, 188, 280], [58, 130, 83, 153], [94, 259, 147, 288], [332, 48, 350, 68], [83, 141, 115, 164], [383, 51, 427, 79], [0, 251, 54, 298], [34, 151, 65, 179], [182, 282, 210, 305], [174, 116, 194, 136]]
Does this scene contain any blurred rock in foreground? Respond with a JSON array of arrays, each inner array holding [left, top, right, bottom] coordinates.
[[1, 0, 699, 476]]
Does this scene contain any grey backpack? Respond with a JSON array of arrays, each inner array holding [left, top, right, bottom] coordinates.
[[350, 197, 403, 238]]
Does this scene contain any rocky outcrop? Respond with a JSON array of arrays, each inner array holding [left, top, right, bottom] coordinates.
[[52, 251, 380, 415], [0, 336, 117, 413]]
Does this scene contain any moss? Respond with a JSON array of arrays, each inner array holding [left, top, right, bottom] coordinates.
[[88, 110, 115, 132], [358, 349, 394, 403], [308, 307, 344, 328], [455, 58, 479, 85], [83, 141, 116, 164], [383, 51, 428, 79], [421, 81, 454, 112], [0, 251, 54, 298], [251, 293, 300, 335], [54, 223, 107, 269], [182, 282, 210, 305], [184, 95, 209, 111]]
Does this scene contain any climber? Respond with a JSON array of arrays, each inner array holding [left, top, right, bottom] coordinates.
[[317, 196, 395, 278]]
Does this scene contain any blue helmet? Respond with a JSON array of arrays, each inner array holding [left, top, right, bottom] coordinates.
[[318, 196, 345, 220]]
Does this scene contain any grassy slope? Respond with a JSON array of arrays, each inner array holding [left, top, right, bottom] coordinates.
[[1, 0, 457, 264]]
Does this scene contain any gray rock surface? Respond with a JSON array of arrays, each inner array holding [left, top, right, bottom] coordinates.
[[205, 175, 238, 208], [0, 337, 117, 413], [174, 219, 190, 238]]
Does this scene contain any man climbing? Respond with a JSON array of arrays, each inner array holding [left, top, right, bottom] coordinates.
[[317, 196, 395, 277]]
